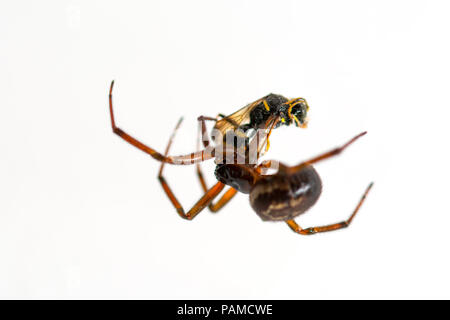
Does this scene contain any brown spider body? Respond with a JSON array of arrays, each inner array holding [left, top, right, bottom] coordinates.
[[215, 162, 322, 221], [250, 165, 322, 221]]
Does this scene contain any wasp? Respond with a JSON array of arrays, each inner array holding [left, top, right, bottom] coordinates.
[[209, 93, 309, 151], [109, 81, 373, 235]]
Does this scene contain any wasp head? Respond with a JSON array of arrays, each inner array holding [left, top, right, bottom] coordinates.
[[278, 98, 309, 128]]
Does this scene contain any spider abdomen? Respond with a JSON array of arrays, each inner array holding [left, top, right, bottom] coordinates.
[[249, 165, 322, 221]]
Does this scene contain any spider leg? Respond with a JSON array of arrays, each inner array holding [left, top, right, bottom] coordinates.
[[196, 116, 238, 213], [287, 131, 367, 173], [208, 187, 238, 212], [157, 117, 225, 219], [109, 81, 214, 165], [255, 160, 279, 175], [197, 115, 216, 148], [286, 182, 373, 235], [196, 114, 241, 148], [196, 115, 214, 191], [159, 177, 225, 219]]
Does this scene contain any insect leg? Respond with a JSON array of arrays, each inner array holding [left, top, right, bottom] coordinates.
[[285, 182, 374, 235], [263, 118, 278, 152], [254, 118, 279, 158]]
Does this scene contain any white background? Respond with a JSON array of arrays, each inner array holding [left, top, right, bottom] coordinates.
[[1, 0, 450, 299]]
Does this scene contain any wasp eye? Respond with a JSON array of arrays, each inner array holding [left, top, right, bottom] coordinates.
[[291, 103, 308, 125]]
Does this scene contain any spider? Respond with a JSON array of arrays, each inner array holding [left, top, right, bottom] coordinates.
[[108, 81, 373, 235]]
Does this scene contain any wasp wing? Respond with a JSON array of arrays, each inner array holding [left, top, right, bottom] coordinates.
[[213, 98, 263, 137]]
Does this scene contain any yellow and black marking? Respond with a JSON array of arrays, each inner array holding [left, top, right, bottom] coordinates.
[[284, 97, 309, 128]]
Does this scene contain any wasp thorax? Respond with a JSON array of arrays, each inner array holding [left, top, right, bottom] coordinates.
[[248, 94, 288, 128], [265, 93, 289, 110], [249, 165, 322, 221]]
